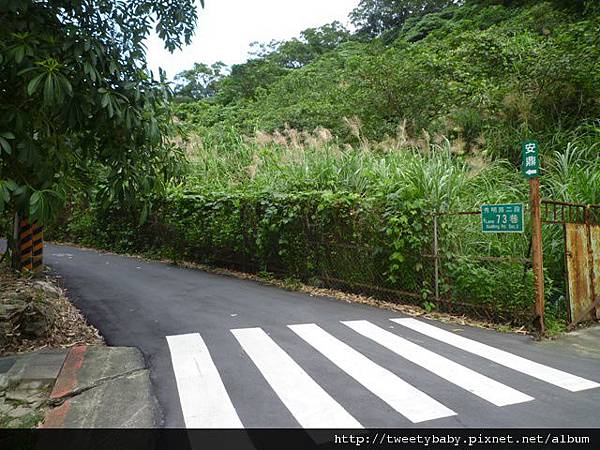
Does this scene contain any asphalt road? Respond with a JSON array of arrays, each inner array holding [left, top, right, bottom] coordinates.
[[35, 243, 600, 427]]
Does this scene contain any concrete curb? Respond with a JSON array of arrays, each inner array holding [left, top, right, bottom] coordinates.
[[42, 346, 160, 428]]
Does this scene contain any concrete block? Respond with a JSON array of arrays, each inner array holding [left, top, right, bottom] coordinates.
[[44, 370, 159, 428], [51, 346, 146, 399], [6, 349, 67, 388], [0, 356, 16, 374]]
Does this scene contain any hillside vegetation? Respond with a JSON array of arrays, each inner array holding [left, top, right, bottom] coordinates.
[[177, 1, 599, 163], [56, 0, 600, 330]]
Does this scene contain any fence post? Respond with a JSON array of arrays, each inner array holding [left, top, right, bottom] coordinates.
[[433, 213, 440, 305], [584, 205, 598, 322], [530, 178, 545, 333]]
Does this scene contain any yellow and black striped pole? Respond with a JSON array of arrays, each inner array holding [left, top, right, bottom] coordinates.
[[18, 216, 33, 272], [32, 222, 44, 272]]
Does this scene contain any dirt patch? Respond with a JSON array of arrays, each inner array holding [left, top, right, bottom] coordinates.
[[0, 264, 104, 356]]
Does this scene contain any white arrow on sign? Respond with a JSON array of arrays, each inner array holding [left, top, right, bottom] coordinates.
[[526, 169, 538, 175]]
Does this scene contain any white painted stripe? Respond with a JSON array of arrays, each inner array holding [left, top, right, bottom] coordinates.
[[288, 323, 456, 423], [392, 318, 600, 392], [232, 328, 362, 429], [166, 333, 243, 428], [343, 320, 533, 406]]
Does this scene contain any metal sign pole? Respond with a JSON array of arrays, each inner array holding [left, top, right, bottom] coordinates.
[[433, 214, 439, 305], [530, 177, 545, 333], [521, 140, 545, 334]]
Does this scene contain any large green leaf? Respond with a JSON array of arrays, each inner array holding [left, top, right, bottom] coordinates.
[[27, 73, 45, 95], [0, 132, 15, 154]]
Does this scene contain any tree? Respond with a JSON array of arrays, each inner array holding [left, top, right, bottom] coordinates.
[[207, 22, 350, 106], [0, 0, 202, 265], [217, 59, 288, 104], [173, 61, 227, 102], [350, 0, 456, 41], [251, 21, 352, 69]]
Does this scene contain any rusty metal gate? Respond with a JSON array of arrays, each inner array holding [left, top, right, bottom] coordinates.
[[542, 200, 600, 328]]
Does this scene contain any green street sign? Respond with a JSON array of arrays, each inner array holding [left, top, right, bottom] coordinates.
[[521, 140, 540, 179], [481, 203, 524, 233]]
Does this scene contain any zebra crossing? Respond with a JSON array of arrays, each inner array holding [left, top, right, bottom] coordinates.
[[342, 320, 534, 406], [391, 318, 600, 392], [166, 318, 600, 429]]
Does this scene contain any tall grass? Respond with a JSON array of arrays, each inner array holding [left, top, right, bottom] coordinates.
[[183, 127, 528, 208], [182, 126, 536, 259], [545, 148, 600, 205]]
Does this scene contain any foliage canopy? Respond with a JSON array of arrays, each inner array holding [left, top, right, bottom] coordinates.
[[0, 0, 202, 232]]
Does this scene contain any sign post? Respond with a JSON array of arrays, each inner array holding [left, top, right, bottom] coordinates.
[[522, 141, 545, 334]]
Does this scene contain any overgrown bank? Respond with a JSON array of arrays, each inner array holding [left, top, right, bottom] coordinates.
[[0, 262, 104, 356]]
